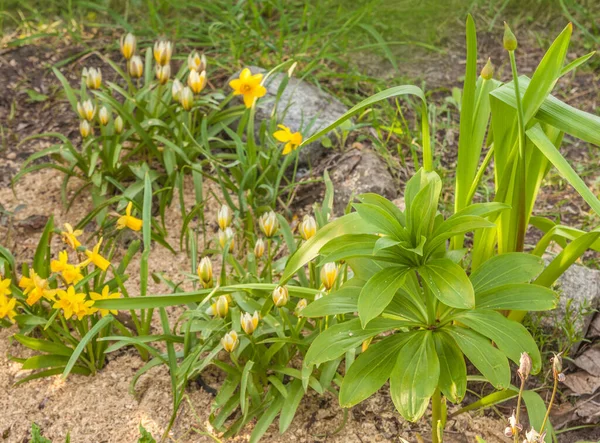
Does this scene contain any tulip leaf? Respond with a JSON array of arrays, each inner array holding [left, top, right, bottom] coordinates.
[[358, 266, 410, 327], [279, 379, 304, 433], [446, 326, 510, 390], [419, 258, 475, 309], [389, 331, 439, 422]]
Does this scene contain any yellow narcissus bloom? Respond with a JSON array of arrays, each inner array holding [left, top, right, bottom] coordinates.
[[273, 124, 302, 155], [53, 286, 95, 320], [320, 262, 338, 291], [187, 51, 206, 72], [77, 100, 96, 121], [179, 86, 194, 111], [218, 227, 235, 250], [155, 64, 171, 85], [299, 215, 316, 240], [129, 55, 144, 78], [258, 211, 279, 238], [254, 238, 265, 259], [229, 68, 267, 108], [86, 67, 102, 89], [116, 202, 143, 231], [51, 251, 84, 285], [153, 40, 173, 66], [80, 120, 92, 138], [84, 238, 111, 271], [215, 295, 229, 318], [61, 223, 82, 249], [171, 79, 183, 102], [197, 257, 213, 288], [240, 311, 259, 335], [221, 330, 239, 353], [272, 285, 288, 307], [188, 69, 207, 94], [19, 271, 56, 306], [99, 106, 109, 125], [0, 278, 11, 297], [217, 204, 232, 230], [90, 285, 121, 317], [115, 115, 124, 134], [120, 33, 136, 60], [0, 293, 17, 322]]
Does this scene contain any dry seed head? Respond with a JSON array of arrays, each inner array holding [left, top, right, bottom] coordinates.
[[272, 285, 289, 307], [99, 106, 109, 126], [320, 262, 338, 291], [503, 22, 518, 51], [79, 120, 92, 138], [254, 238, 265, 258], [86, 68, 102, 89], [153, 40, 173, 66], [518, 352, 532, 380], [114, 115, 124, 134], [221, 330, 239, 353], [120, 33, 136, 60], [155, 64, 171, 85], [217, 205, 233, 230], [188, 51, 207, 72], [197, 257, 213, 288], [299, 215, 317, 240], [481, 58, 494, 80], [180, 86, 194, 111], [259, 211, 279, 238], [240, 311, 259, 335], [129, 55, 144, 78]]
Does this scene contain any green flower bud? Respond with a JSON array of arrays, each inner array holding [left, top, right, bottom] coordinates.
[[503, 22, 518, 51]]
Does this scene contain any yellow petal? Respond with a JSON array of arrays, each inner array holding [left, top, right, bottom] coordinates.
[[273, 130, 291, 143], [239, 68, 251, 80], [254, 85, 267, 98], [243, 94, 255, 108]]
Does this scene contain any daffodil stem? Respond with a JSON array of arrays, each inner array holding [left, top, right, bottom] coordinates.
[[514, 376, 526, 443]]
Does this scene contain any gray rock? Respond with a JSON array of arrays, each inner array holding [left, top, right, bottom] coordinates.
[[228, 66, 349, 165], [329, 148, 398, 214]]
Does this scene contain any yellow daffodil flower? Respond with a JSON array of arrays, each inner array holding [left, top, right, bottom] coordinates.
[[0, 294, 16, 322], [273, 124, 302, 155], [53, 286, 95, 320], [84, 238, 111, 271], [0, 278, 11, 297], [61, 223, 82, 249], [90, 285, 121, 317], [229, 68, 267, 108], [116, 202, 143, 231], [51, 251, 84, 285], [19, 271, 57, 306]]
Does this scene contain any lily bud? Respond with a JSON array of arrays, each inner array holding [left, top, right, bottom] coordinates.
[[221, 330, 239, 353], [217, 205, 232, 230], [188, 69, 207, 94], [153, 40, 173, 66], [120, 33, 136, 60], [129, 55, 144, 78], [259, 211, 279, 238], [197, 256, 213, 288], [79, 120, 92, 138], [295, 298, 308, 316], [272, 285, 289, 307], [240, 311, 259, 335], [179, 86, 194, 111], [218, 227, 235, 250], [171, 79, 183, 102], [254, 238, 265, 258], [86, 67, 102, 89], [155, 64, 171, 85], [98, 106, 109, 125], [503, 22, 518, 51], [188, 51, 206, 72], [320, 262, 338, 291], [481, 58, 494, 80], [215, 295, 229, 318], [518, 352, 532, 380], [77, 99, 96, 121], [114, 115, 124, 134], [299, 215, 317, 240]]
